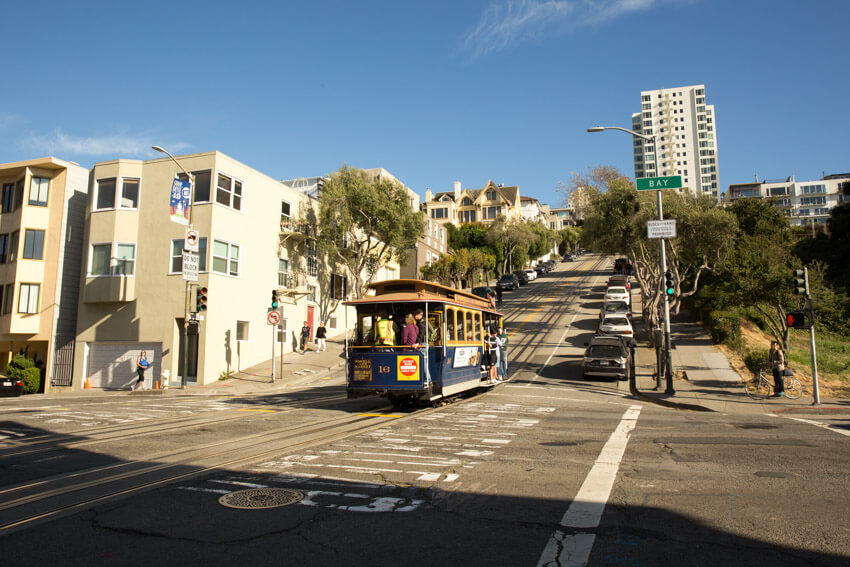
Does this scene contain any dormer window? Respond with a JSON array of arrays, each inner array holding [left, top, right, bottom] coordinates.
[[486, 190, 496, 201], [461, 197, 473, 206]]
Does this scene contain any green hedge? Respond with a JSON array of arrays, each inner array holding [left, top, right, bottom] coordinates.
[[705, 310, 742, 347], [743, 348, 771, 374], [7, 354, 42, 394]]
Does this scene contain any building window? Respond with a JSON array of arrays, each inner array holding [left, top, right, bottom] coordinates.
[[486, 190, 496, 200], [212, 239, 240, 276], [89, 244, 112, 275], [461, 197, 473, 206], [28, 177, 49, 206], [281, 200, 291, 227], [170, 238, 207, 273], [114, 244, 136, 275], [9, 231, 18, 263], [236, 320, 250, 341], [121, 179, 139, 208], [177, 170, 212, 203], [216, 173, 242, 210], [2, 283, 12, 314], [22, 229, 45, 260], [0, 234, 7, 263], [95, 178, 116, 210], [307, 239, 318, 277], [308, 285, 317, 303], [18, 283, 39, 314], [330, 273, 347, 300], [329, 316, 337, 329], [279, 258, 289, 287], [1, 183, 13, 213]]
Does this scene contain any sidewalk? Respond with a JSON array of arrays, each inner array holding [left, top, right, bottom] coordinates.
[[631, 311, 845, 413]]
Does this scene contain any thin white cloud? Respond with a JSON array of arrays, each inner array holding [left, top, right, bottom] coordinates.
[[462, 0, 683, 57], [24, 129, 190, 158]]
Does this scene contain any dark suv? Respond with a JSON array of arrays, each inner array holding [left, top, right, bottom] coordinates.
[[582, 335, 633, 381], [497, 274, 519, 291], [513, 271, 529, 285]]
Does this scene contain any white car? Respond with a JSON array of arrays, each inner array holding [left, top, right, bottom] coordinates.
[[524, 269, 537, 281], [604, 286, 630, 305], [598, 314, 634, 337]]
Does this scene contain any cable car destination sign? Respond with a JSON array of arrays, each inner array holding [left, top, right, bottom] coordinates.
[[636, 175, 682, 191]]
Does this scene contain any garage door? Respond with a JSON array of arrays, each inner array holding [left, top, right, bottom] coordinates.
[[87, 342, 162, 389]]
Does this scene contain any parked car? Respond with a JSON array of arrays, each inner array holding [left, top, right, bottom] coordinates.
[[513, 270, 530, 285], [523, 269, 537, 281], [597, 314, 634, 338], [0, 373, 24, 397], [545, 260, 556, 269], [604, 286, 631, 305], [562, 253, 574, 262], [582, 335, 632, 381], [599, 300, 632, 320], [607, 274, 630, 290], [471, 286, 495, 300], [535, 265, 548, 276], [497, 274, 519, 291]]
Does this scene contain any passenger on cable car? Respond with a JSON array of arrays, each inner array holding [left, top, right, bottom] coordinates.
[[375, 316, 396, 347], [401, 313, 419, 347]]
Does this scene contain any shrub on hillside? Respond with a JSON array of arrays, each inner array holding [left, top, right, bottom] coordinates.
[[706, 310, 742, 348], [743, 348, 771, 375], [7, 354, 41, 394]]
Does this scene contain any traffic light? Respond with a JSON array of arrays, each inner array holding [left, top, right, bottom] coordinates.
[[664, 271, 675, 297], [792, 268, 809, 296], [271, 290, 278, 309], [787, 310, 807, 328], [196, 286, 208, 312]]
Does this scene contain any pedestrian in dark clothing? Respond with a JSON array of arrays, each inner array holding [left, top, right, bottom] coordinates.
[[495, 287, 502, 304], [414, 308, 432, 383], [300, 321, 311, 354], [315, 321, 327, 352]]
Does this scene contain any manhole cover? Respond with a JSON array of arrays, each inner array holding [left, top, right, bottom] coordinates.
[[219, 488, 304, 509]]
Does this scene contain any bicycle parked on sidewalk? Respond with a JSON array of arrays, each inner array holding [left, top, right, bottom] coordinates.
[[744, 368, 802, 399]]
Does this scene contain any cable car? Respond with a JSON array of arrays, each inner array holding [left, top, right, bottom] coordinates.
[[345, 279, 505, 408]]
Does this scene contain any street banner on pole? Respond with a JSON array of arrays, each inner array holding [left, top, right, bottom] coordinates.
[[170, 177, 191, 225]]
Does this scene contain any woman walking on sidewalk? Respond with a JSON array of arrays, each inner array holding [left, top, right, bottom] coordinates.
[[769, 341, 786, 397], [316, 321, 327, 352]]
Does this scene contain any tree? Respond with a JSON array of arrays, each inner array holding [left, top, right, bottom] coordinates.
[[558, 226, 581, 254], [420, 250, 467, 288], [315, 165, 425, 298], [486, 218, 536, 274]]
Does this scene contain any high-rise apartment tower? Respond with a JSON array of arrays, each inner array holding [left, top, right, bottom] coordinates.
[[631, 85, 719, 198]]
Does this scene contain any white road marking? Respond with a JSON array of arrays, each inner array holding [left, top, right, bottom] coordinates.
[[786, 416, 850, 437], [536, 404, 642, 567]]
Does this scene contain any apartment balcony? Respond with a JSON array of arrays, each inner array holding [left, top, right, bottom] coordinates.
[[280, 217, 310, 241], [83, 276, 136, 303]]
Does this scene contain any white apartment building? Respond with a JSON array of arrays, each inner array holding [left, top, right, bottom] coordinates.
[[631, 84, 719, 199], [726, 173, 850, 227]]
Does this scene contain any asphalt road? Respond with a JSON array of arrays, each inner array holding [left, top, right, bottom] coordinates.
[[1, 256, 848, 566]]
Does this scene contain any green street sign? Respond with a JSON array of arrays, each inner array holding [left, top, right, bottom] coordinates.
[[636, 175, 682, 191]]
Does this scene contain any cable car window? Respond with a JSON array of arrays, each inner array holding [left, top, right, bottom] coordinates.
[[358, 314, 375, 346], [465, 311, 474, 342], [427, 311, 443, 346], [473, 312, 481, 342], [458, 309, 467, 342], [446, 308, 456, 342]]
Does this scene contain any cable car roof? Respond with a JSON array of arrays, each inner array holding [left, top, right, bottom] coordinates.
[[344, 279, 503, 315]]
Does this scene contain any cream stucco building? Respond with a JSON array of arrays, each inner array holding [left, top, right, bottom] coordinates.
[[0, 157, 89, 391], [73, 151, 363, 390]]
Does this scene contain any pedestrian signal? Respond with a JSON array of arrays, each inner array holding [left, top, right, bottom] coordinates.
[[786, 310, 807, 328], [196, 286, 208, 312]]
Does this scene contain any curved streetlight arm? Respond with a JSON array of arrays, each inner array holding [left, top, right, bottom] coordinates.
[[152, 145, 193, 179], [587, 126, 654, 143]]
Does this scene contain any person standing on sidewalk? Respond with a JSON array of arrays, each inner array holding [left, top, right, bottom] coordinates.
[[769, 341, 786, 397], [300, 321, 311, 354], [315, 321, 327, 352]]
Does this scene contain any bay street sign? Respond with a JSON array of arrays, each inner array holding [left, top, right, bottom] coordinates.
[[636, 175, 682, 191], [182, 251, 199, 282], [647, 219, 677, 239]]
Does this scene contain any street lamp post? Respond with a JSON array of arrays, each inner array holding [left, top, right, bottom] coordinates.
[[587, 126, 675, 394], [152, 146, 195, 389]]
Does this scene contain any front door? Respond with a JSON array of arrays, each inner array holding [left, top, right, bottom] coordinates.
[[307, 306, 315, 340]]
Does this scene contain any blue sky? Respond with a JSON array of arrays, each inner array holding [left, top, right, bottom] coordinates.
[[2, 0, 848, 207]]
